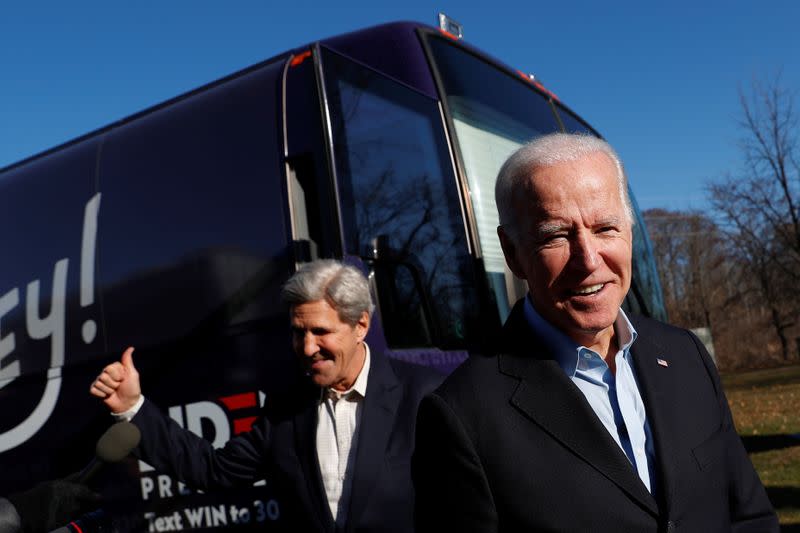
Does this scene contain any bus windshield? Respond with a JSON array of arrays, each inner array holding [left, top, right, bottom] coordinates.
[[426, 34, 667, 322], [426, 36, 563, 321]]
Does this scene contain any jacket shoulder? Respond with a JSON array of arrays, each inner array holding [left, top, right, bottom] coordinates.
[[387, 357, 445, 393], [433, 354, 501, 404], [628, 314, 707, 353], [628, 313, 686, 336]]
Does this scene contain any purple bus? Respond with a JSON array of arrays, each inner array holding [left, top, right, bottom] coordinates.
[[0, 16, 666, 531]]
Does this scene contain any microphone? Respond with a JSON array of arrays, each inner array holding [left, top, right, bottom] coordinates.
[[43, 424, 140, 532], [76, 422, 141, 484], [49, 510, 108, 533]]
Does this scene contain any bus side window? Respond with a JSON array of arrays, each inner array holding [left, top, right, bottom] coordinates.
[[284, 53, 340, 262], [321, 47, 480, 350], [286, 153, 320, 261]]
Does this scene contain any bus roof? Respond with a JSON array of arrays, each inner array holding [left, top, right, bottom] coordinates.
[[1, 20, 584, 174]]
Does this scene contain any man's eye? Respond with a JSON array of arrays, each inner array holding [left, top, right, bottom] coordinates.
[[541, 234, 567, 244]]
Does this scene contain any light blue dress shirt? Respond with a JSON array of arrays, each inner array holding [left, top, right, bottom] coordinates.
[[523, 296, 657, 494]]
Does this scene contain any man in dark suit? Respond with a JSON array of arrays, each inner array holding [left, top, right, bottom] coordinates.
[[412, 133, 778, 532], [91, 259, 441, 533]]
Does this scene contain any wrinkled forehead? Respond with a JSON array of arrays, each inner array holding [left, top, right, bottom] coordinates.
[[518, 152, 620, 194], [514, 155, 628, 225], [525, 151, 615, 188]]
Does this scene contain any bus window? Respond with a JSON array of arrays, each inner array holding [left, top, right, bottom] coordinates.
[[284, 50, 342, 263], [425, 36, 563, 322], [554, 103, 595, 135], [320, 47, 481, 350], [626, 194, 669, 321]]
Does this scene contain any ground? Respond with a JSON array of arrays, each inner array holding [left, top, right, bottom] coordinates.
[[723, 364, 800, 529]]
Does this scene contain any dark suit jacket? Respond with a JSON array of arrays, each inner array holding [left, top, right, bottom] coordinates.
[[133, 349, 442, 533], [413, 300, 778, 532]]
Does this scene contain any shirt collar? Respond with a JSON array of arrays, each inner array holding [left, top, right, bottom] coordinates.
[[324, 342, 371, 401], [615, 308, 638, 354], [523, 294, 638, 377]]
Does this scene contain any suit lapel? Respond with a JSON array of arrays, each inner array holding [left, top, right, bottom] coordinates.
[[502, 354, 658, 515], [345, 350, 401, 532], [628, 326, 679, 516], [294, 387, 336, 532], [500, 301, 658, 516]]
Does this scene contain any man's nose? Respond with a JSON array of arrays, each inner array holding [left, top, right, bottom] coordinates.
[[302, 334, 319, 356], [570, 232, 600, 271]]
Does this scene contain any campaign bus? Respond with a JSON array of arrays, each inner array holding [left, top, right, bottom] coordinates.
[[0, 15, 666, 531]]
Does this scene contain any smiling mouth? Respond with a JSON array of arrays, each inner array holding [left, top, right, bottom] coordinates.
[[307, 355, 333, 368], [571, 283, 605, 296]]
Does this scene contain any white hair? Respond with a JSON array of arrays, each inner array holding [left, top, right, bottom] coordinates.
[[281, 259, 374, 325], [495, 133, 634, 243]]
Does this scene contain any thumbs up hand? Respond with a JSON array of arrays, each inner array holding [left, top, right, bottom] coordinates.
[[89, 347, 141, 414]]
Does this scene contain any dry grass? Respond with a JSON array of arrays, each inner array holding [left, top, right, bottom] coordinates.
[[723, 364, 800, 527]]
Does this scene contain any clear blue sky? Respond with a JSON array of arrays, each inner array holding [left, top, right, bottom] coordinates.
[[2, 1, 798, 212]]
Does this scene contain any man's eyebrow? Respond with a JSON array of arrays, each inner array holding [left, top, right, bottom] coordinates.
[[534, 222, 570, 235], [595, 216, 623, 227]]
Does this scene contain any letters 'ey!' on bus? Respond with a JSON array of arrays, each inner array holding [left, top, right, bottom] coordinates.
[[0, 14, 667, 530]]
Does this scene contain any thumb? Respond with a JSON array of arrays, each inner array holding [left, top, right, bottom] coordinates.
[[121, 346, 136, 371]]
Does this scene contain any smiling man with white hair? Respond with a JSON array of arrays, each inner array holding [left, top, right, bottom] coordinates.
[[91, 259, 442, 533], [413, 133, 777, 532]]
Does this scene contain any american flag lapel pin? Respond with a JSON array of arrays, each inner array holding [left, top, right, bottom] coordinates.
[[657, 358, 669, 367]]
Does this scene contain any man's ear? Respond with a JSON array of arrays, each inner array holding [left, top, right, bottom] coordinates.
[[355, 311, 370, 341], [498, 226, 525, 280]]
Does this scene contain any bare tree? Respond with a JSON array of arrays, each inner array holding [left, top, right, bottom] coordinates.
[[644, 207, 792, 369], [645, 210, 729, 322], [644, 210, 728, 350], [708, 73, 800, 362]]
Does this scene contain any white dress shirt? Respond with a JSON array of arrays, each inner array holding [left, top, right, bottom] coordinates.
[[316, 342, 370, 527]]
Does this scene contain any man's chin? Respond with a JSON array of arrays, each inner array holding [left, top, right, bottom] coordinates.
[[309, 373, 328, 387], [558, 310, 619, 341]]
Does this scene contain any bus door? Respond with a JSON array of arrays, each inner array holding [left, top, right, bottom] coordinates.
[[309, 46, 485, 371]]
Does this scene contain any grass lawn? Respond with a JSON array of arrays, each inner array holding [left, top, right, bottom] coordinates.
[[723, 364, 800, 528]]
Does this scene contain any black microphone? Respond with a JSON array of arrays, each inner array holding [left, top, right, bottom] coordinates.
[[76, 422, 141, 484], [43, 424, 140, 532], [49, 510, 109, 533]]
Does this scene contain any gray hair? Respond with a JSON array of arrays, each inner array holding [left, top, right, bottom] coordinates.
[[495, 133, 634, 243], [281, 259, 374, 325]]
